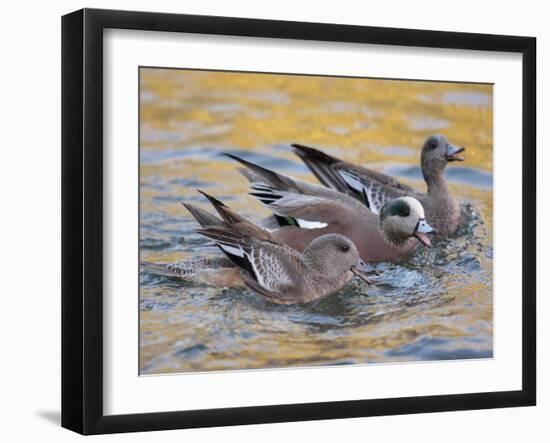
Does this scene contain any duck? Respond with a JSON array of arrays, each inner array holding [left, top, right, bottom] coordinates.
[[291, 134, 465, 236], [184, 194, 373, 304], [224, 154, 436, 263], [141, 255, 245, 288]]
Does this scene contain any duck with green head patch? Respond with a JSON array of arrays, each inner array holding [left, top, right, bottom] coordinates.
[[225, 154, 436, 263], [292, 134, 465, 236], [379, 196, 436, 248]]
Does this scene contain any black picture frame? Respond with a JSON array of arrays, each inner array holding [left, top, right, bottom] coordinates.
[[61, 8, 536, 435]]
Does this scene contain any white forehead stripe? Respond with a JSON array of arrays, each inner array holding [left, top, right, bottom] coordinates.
[[401, 196, 426, 218]]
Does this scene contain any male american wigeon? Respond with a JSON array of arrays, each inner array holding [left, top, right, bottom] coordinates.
[[292, 134, 465, 236], [185, 195, 372, 304], [225, 154, 436, 263]]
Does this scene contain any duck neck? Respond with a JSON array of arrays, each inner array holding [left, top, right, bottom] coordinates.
[[304, 252, 342, 282], [423, 167, 449, 196], [379, 221, 411, 248]]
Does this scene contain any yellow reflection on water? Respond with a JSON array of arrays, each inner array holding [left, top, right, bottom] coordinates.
[[139, 68, 493, 374]]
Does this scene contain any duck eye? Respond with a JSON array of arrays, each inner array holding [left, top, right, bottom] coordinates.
[[399, 207, 410, 217], [340, 244, 350, 253], [429, 139, 438, 149]]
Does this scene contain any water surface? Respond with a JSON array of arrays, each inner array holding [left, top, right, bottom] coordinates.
[[139, 69, 493, 374]]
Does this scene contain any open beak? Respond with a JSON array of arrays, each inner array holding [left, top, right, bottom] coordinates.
[[446, 144, 465, 162], [414, 219, 437, 248], [351, 259, 375, 285]]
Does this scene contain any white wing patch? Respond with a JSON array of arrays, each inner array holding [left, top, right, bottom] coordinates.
[[249, 183, 281, 206], [339, 170, 364, 193], [339, 170, 375, 210], [338, 169, 387, 214], [296, 219, 328, 229], [249, 182, 330, 229], [218, 243, 244, 257]]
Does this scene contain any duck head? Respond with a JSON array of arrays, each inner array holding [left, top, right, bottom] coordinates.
[[304, 234, 372, 283], [379, 197, 437, 247], [420, 134, 465, 183]]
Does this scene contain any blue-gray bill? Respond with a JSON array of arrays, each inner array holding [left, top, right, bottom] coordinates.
[[446, 144, 466, 162], [351, 259, 375, 285], [414, 219, 437, 247]]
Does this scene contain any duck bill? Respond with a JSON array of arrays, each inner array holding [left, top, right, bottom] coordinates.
[[414, 219, 437, 248], [351, 259, 374, 285], [358, 258, 378, 273], [446, 144, 466, 162], [414, 232, 432, 247]]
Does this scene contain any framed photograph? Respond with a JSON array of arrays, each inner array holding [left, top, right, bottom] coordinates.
[[61, 8, 536, 435]]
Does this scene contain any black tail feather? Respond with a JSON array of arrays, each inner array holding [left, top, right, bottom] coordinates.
[[291, 143, 341, 165], [195, 226, 258, 281], [223, 152, 292, 190], [291, 143, 349, 192], [181, 202, 223, 227], [197, 190, 244, 225]]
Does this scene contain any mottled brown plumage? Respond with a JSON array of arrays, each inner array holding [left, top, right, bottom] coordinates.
[[141, 256, 245, 287], [185, 194, 370, 304]]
